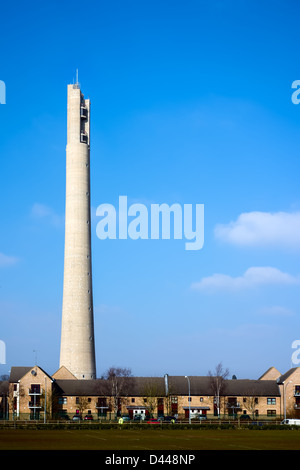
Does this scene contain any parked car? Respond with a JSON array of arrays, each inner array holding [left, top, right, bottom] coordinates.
[[281, 419, 300, 426], [121, 416, 131, 422], [147, 418, 160, 424], [133, 415, 143, 421], [84, 414, 93, 420], [72, 414, 82, 421]]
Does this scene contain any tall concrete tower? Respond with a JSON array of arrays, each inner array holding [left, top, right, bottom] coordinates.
[[59, 80, 96, 379]]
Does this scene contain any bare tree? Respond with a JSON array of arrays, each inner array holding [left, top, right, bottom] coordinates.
[[140, 379, 164, 418], [242, 394, 258, 419], [76, 396, 89, 417], [242, 383, 261, 419], [102, 367, 132, 418], [208, 362, 229, 418]]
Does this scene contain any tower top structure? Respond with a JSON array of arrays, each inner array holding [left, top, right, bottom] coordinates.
[[74, 69, 80, 88]]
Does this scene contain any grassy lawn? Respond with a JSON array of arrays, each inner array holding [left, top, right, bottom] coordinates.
[[1, 428, 300, 450]]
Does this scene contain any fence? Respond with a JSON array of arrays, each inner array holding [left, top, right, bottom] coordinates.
[[0, 412, 285, 422], [0, 417, 287, 430]]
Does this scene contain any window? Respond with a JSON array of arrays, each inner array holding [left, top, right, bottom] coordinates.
[[267, 398, 276, 405], [200, 397, 203, 402], [30, 384, 40, 394], [58, 397, 67, 405], [97, 397, 107, 408], [171, 396, 178, 414], [29, 397, 40, 407], [131, 398, 135, 403], [267, 410, 276, 417], [188, 397, 192, 402]]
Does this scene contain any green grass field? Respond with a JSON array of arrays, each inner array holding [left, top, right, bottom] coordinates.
[[1, 428, 300, 450]]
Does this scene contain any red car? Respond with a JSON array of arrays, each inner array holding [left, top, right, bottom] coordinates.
[[84, 414, 93, 420], [147, 418, 160, 424]]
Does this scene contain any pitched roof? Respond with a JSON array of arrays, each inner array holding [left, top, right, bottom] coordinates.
[[167, 376, 280, 397], [222, 379, 280, 396], [55, 379, 107, 396], [276, 368, 298, 385], [9, 366, 53, 383], [55, 376, 164, 396], [258, 367, 281, 380], [52, 366, 78, 380], [9, 367, 32, 383], [54, 375, 280, 397], [7, 365, 284, 397]]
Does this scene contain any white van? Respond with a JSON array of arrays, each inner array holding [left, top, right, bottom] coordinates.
[[281, 419, 300, 426]]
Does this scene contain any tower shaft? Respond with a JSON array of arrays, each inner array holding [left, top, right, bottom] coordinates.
[[60, 83, 96, 379]]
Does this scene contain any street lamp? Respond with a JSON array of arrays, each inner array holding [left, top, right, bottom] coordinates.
[[185, 376, 191, 424]]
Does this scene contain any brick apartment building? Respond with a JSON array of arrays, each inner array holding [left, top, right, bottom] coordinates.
[[0, 365, 299, 421]]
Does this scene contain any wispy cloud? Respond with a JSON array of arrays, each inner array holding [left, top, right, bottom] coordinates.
[[214, 211, 300, 249], [31, 203, 64, 227], [0, 252, 19, 267], [191, 266, 300, 292]]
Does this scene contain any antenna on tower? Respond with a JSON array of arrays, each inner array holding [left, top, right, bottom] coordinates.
[[73, 69, 80, 89], [33, 349, 38, 365]]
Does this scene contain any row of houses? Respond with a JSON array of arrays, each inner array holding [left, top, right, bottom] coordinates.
[[1, 365, 300, 421]]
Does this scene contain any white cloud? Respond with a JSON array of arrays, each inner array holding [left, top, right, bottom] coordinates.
[[0, 252, 19, 267], [214, 211, 300, 248], [31, 203, 64, 227], [191, 266, 300, 292]]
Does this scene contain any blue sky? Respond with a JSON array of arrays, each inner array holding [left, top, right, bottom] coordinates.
[[1, 0, 300, 380]]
